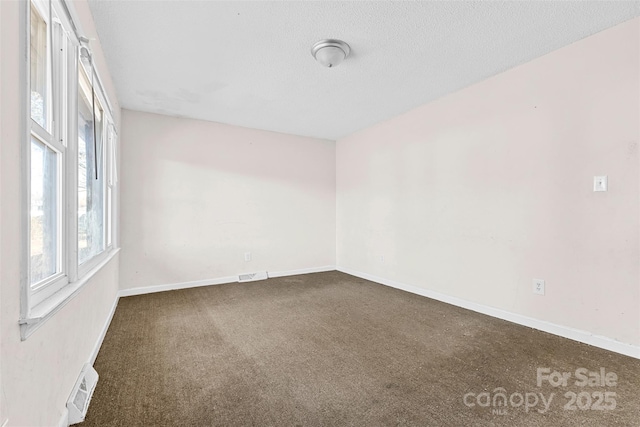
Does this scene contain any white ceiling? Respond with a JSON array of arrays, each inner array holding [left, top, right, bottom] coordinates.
[[87, 1, 640, 140]]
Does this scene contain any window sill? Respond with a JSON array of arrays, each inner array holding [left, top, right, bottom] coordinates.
[[19, 248, 120, 340]]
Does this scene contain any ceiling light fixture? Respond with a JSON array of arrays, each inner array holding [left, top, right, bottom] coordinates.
[[311, 39, 350, 68]]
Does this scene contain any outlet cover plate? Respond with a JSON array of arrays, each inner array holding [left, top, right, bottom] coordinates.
[[594, 176, 608, 192], [533, 279, 545, 295]]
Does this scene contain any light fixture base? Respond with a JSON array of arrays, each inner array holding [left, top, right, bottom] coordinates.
[[311, 39, 351, 68]]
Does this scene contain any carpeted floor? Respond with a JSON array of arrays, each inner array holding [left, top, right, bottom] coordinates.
[[83, 271, 640, 426]]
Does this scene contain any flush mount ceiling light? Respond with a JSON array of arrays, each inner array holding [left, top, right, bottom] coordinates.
[[311, 39, 351, 68]]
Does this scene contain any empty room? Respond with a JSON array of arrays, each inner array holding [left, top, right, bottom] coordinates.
[[1, 0, 640, 426]]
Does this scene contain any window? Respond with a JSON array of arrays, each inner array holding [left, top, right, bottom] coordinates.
[[77, 66, 105, 265], [22, 0, 118, 338], [29, 4, 49, 129], [30, 137, 58, 284], [106, 124, 117, 249], [28, 0, 67, 307]]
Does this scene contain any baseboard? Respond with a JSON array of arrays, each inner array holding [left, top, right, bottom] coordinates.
[[118, 275, 238, 297], [89, 293, 120, 366], [118, 266, 338, 298], [57, 407, 68, 427], [336, 266, 640, 360], [268, 265, 336, 278]]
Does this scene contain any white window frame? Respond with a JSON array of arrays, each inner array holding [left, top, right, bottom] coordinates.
[[106, 123, 118, 250], [77, 60, 108, 277], [20, 0, 119, 340], [27, 0, 69, 308]]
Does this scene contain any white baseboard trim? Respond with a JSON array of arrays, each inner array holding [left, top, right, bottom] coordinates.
[[337, 266, 640, 360], [57, 407, 68, 427], [89, 293, 120, 366], [118, 275, 237, 297], [118, 265, 338, 298], [268, 265, 336, 278]]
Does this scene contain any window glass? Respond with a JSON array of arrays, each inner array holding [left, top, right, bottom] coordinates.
[[78, 69, 105, 264], [30, 136, 58, 284], [30, 4, 48, 129], [106, 187, 112, 247]]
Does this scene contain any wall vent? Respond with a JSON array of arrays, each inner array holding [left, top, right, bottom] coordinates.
[[238, 271, 268, 282], [67, 363, 99, 425]]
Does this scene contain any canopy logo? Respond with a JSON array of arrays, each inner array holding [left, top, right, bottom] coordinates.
[[463, 367, 618, 415], [463, 389, 553, 415]]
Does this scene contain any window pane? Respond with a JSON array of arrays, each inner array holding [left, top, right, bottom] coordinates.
[[30, 137, 58, 284], [30, 4, 48, 129], [78, 69, 105, 264], [106, 187, 112, 247]]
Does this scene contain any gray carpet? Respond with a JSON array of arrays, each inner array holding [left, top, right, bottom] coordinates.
[[83, 271, 640, 426]]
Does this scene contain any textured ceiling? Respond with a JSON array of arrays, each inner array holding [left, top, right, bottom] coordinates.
[[87, 1, 640, 140]]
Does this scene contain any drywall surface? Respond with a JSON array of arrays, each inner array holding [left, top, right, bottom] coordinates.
[[119, 110, 336, 290], [337, 18, 640, 347], [0, 1, 121, 425]]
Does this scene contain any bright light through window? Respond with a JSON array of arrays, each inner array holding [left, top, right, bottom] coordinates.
[[30, 4, 48, 129], [78, 68, 105, 265], [30, 136, 58, 285]]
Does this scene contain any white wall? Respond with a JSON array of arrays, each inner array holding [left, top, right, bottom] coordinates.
[[337, 18, 640, 347], [119, 110, 336, 290], [0, 1, 121, 425]]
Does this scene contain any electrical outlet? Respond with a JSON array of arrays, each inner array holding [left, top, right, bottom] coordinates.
[[532, 279, 545, 295], [244, 252, 251, 262], [593, 175, 607, 192], [379, 255, 385, 263]]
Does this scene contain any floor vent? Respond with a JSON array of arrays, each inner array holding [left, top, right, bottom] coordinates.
[[67, 363, 99, 425], [238, 271, 269, 282]]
